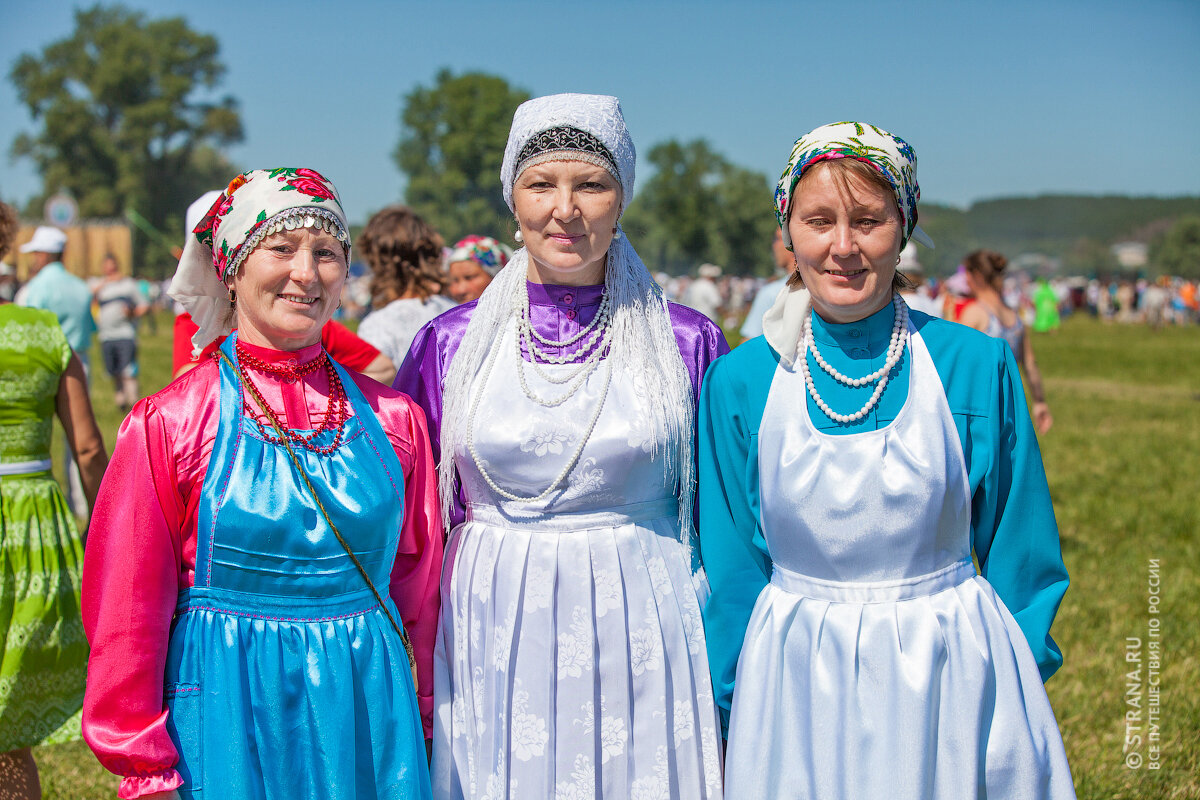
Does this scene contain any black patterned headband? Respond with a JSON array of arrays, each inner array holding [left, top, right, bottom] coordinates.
[[513, 126, 621, 188]]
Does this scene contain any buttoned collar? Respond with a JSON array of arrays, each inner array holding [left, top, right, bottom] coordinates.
[[809, 302, 895, 353], [525, 281, 604, 307]]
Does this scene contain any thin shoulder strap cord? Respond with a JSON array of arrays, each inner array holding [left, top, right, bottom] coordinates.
[[218, 348, 418, 690]]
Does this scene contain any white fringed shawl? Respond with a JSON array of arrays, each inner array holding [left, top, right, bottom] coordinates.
[[437, 233, 698, 551]]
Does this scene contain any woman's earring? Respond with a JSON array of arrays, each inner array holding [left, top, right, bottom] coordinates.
[[895, 255, 901, 266], [228, 289, 236, 308], [612, 226, 623, 241]]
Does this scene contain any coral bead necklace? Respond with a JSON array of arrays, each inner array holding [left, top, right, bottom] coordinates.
[[232, 341, 350, 454]]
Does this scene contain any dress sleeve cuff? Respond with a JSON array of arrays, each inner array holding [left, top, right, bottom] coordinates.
[[118, 770, 184, 799]]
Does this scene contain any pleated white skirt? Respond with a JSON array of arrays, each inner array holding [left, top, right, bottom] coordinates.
[[432, 500, 724, 799], [725, 559, 1075, 800]]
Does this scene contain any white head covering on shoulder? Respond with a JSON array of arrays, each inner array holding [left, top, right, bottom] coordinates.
[[439, 93, 699, 556]]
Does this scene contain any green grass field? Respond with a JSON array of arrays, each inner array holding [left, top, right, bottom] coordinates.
[[32, 311, 1200, 799]]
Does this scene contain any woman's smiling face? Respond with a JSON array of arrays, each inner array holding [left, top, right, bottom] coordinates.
[[787, 161, 904, 324], [513, 160, 622, 286], [229, 226, 347, 350]]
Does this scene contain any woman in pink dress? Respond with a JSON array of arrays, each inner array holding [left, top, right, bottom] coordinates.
[[82, 170, 442, 800]]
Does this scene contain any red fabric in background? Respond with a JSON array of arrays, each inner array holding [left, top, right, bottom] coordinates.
[[171, 312, 381, 375]]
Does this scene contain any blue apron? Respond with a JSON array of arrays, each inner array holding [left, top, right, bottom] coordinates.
[[163, 335, 431, 799]]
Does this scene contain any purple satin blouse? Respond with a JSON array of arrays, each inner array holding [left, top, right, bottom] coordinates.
[[393, 281, 730, 525]]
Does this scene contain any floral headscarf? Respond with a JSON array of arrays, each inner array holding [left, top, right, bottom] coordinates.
[[168, 168, 350, 354], [447, 235, 512, 277], [774, 121, 934, 251]]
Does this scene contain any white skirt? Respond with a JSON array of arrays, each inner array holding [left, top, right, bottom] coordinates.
[[725, 559, 1075, 800], [432, 500, 724, 800]]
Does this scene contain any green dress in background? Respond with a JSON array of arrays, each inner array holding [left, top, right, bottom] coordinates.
[[0, 304, 87, 751], [1033, 279, 1061, 333]]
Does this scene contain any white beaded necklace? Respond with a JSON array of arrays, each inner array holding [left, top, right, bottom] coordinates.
[[514, 280, 613, 405], [467, 284, 615, 502], [799, 294, 909, 424]]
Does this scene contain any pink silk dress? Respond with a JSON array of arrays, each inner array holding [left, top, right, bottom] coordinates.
[[81, 340, 443, 799]]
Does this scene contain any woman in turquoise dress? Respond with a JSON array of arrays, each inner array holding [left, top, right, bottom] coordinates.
[[698, 124, 1075, 798], [0, 200, 108, 800], [82, 172, 442, 799]]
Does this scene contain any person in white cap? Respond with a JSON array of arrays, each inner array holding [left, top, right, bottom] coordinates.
[[740, 227, 807, 340], [18, 225, 97, 364], [18, 225, 96, 516], [682, 261, 724, 323], [897, 242, 943, 318]]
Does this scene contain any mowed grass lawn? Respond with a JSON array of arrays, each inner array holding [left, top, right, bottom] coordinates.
[[35, 311, 1200, 799]]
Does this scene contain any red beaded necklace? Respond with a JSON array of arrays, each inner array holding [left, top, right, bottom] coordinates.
[[236, 345, 327, 382], [231, 342, 350, 454]]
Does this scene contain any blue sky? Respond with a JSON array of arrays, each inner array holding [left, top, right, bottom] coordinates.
[[2, 0, 1198, 225]]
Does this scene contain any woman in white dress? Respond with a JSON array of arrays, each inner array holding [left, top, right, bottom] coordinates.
[[698, 122, 1075, 798], [396, 93, 727, 799], [357, 205, 456, 369]]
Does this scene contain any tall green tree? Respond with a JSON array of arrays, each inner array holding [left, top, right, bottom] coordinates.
[[623, 139, 774, 276], [395, 70, 529, 244], [1150, 216, 1200, 279], [9, 4, 242, 275], [709, 164, 776, 275]]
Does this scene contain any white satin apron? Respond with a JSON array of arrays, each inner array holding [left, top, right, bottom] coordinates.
[[431, 319, 723, 800], [725, 324, 1074, 799]]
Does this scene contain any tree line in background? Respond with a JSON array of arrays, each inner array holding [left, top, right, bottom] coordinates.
[[919, 196, 1200, 278], [7, 5, 1200, 280], [8, 5, 241, 273], [394, 71, 778, 276]]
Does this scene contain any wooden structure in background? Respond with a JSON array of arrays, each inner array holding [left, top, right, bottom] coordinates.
[[10, 220, 133, 279]]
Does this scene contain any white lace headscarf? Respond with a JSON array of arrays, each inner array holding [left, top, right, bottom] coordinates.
[[439, 93, 699, 551]]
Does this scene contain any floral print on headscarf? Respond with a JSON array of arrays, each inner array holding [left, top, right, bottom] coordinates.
[[448, 235, 512, 277], [194, 168, 348, 280], [168, 168, 350, 355], [774, 122, 934, 251]]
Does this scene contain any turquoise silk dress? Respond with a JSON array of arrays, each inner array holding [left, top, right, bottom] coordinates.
[[699, 296, 1075, 799], [161, 336, 429, 799]]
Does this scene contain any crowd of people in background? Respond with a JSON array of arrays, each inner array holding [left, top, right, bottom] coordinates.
[[3, 226, 1193, 373], [652, 258, 1200, 337], [0, 97, 1194, 800]]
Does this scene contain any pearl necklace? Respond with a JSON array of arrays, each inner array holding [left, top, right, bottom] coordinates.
[[467, 323, 613, 503], [514, 281, 613, 406], [799, 295, 908, 424], [465, 282, 616, 503]]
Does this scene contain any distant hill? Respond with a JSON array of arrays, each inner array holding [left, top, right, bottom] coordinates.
[[915, 195, 1200, 276]]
